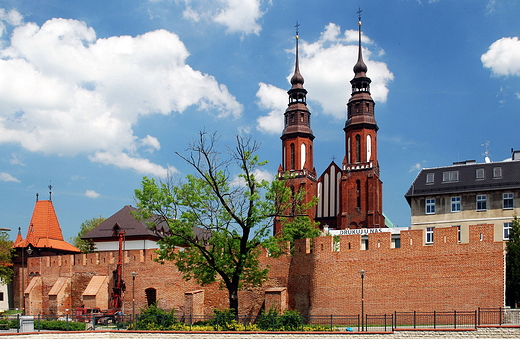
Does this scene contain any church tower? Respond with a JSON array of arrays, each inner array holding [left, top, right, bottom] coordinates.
[[274, 25, 317, 235], [340, 14, 384, 229]]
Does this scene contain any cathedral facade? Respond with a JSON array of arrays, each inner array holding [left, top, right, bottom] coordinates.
[[275, 19, 384, 234]]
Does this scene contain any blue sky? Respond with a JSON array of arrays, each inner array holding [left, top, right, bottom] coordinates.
[[1, 0, 519, 242]]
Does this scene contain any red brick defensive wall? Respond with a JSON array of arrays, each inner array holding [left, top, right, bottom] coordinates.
[[20, 224, 504, 317]]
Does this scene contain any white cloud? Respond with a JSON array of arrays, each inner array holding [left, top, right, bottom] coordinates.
[[231, 168, 274, 186], [0, 172, 19, 182], [482, 37, 520, 76], [0, 8, 23, 37], [85, 189, 100, 198], [408, 163, 422, 173], [9, 153, 25, 166], [89, 151, 177, 177], [140, 135, 161, 151], [255, 82, 287, 134], [213, 0, 263, 35], [0, 14, 242, 176], [256, 23, 394, 127], [179, 0, 265, 35]]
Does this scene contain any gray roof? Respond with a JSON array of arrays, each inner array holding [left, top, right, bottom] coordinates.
[[82, 205, 169, 240], [405, 159, 520, 204], [82, 205, 211, 243]]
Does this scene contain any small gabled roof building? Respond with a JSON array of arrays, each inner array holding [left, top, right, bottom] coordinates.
[[82, 205, 171, 251], [82, 205, 210, 251], [405, 151, 520, 243]]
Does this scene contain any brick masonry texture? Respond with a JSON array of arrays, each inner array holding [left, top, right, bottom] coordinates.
[[20, 224, 505, 317]]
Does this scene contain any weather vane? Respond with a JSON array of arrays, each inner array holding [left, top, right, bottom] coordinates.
[[49, 181, 53, 201], [295, 21, 300, 39], [357, 7, 363, 25]]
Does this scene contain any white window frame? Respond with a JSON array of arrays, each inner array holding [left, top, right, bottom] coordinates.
[[504, 222, 513, 240], [451, 196, 461, 212], [443, 170, 459, 182], [426, 173, 434, 184], [503, 193, 514, 210], [453, 225, 461, 243], [425, 198, 436, 214], [426, 227, 434, 244], [476, 195, 487, 211], [493, 167, 502, 178], [475, 168, 484, 180]]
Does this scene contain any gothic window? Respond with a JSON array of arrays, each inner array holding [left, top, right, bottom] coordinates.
[[355, 135, 361, 163], [300, 143, 306, 170], [356, 180, 361, 209], [301, 113, 304, 122], [366, 135, 372, 161], [290, 143, 295, 170], [347, 137, 351, 164]]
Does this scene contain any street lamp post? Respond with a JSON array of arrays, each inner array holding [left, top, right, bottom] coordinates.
[[360, 269, 365, 331], [131, 272, 138, 327]]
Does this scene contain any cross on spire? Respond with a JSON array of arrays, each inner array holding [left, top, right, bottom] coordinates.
[[295, 21, 300, 38], [357, 7, 363, 23]]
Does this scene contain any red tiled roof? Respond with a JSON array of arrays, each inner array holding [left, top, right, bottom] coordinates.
[[14, 200, 80, 253]]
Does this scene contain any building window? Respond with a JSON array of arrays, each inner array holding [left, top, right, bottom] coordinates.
[[0, 292, 3, 301], [442, 170, 459, 182], [493, 167, 502, 178], [426, 198, 436, 214], [451, 196, 461, 212], [391, 237, 401, 249], [426, 173, 434, 184], [475, 168, 484, 180], [361, 238, 369, 250], [504, 222, 513, 240], [290, 143, 295, 170], [426, 227, 434, 244], [476, 195, 487, 211], [453, 225, 461, 243], [355, 134, 361, 163], [503, 193, 514, 209]]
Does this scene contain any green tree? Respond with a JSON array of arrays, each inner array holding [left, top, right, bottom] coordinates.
[[275, 185, 320, 250], [0, 230, 13, 284], [70, 216, 106, 253], [506, 216, 520, 308], [134, 132, 303, 315]]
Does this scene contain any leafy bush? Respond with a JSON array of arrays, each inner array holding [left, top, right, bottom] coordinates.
[[135, 303, 177, 330], [257, 308, 281, 330], [0, 318, 17, 329], [257, 308, 303, 331], [211, 308, 237, 331], [35, 320, 86, 331], [278, 309, 303, 331], [303, 324, 331, 331]]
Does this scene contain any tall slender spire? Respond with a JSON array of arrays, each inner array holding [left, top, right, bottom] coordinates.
[[290, 22, 304, 88], [353, 8, 368, 77]]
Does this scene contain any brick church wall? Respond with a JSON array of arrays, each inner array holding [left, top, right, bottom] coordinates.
[[22, 224, 504, 316]]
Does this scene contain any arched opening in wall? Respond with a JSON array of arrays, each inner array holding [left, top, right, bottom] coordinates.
[[290, 143, 295, 170], [356, 180, 361, 209], [145, 288, 157, 306], [366, 135, 372, 161], [347, 137, 351, 164], [355, 135, 361, 163], [301, 143, 306, 170]]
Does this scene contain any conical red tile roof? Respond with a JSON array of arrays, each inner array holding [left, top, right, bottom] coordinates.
[[14, 200, 80, 253]]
